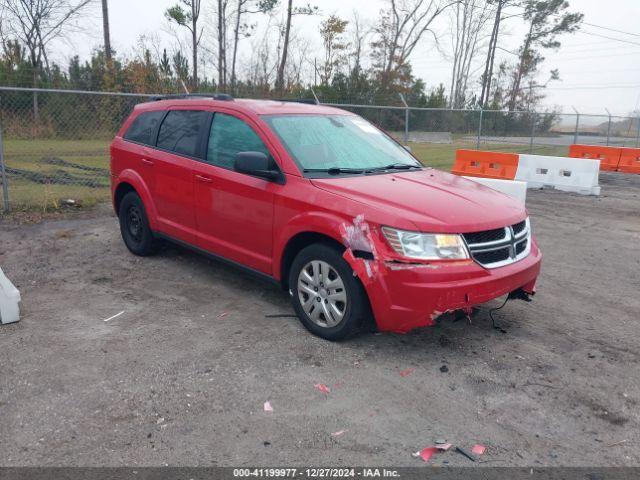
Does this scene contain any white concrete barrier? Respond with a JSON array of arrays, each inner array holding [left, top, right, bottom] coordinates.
[[0, 267, 21, 324], [516, 154, 601, 196], [463, 176, 527, 204]]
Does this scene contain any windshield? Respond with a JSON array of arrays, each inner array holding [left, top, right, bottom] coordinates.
[[262, 114, 421, 174]]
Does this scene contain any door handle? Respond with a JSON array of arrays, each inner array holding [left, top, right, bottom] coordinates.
[[141, 159, 154, 166], [195, 174, 213, 183]]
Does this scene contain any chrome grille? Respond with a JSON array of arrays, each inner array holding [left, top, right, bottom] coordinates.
[[463, 218, 531, 269]]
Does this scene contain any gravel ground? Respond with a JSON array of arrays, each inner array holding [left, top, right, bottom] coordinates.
[[0, 172, 639, 467]]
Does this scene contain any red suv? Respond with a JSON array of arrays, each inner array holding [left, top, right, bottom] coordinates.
[[110, 95, 541, 340]]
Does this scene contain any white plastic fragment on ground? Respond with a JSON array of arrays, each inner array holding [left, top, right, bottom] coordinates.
[[103, 310, 124, 322], [331, 430, 347, 437], [0, 267, 21, 325], [264, 401, 273, 412]]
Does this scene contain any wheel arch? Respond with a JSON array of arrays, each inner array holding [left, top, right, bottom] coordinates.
[[112, 170, 158, 230], [279, 231, 345, 291]]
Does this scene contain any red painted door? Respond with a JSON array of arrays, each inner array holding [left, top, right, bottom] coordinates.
[[152, 109, 210, 244], [193, 112, 280, 274]]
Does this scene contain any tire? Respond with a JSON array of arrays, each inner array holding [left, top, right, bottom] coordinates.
[[289, 243, 370, 341], [118, 191, 158, 256]]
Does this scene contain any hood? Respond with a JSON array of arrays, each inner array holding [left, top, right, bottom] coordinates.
[[311, 169, 527, 233]]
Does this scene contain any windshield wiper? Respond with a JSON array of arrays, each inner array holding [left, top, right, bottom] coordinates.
[[303, 167, 366, 175], [368, 163, 422, 172]]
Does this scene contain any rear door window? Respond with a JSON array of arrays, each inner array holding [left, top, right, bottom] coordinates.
[[207, 113, 271, 169], [123, 111, 165, 145], [156, 110, 209, 157]]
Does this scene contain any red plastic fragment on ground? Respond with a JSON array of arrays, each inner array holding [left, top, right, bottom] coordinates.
[[314, 383, 331, 394], [418, 447, 438, 462], [399, 368, 415, 377], [472, 444, 486, 455]]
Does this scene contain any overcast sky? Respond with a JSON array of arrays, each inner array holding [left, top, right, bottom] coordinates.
[[59, 0, 640, 117]]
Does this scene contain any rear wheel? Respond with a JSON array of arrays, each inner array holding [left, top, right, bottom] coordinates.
[[118, 191, 158, 256], [289, 243, 369, 340]]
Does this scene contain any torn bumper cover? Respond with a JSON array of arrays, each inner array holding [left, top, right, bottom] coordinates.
[[340, 216, 542, 334]]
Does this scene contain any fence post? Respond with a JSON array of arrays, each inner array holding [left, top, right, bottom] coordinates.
[[0, 126, 8, 212], [635, 117, 640, 148], [399, 93, 409, 144], [529, 112, 536, 153], [605, 108, 612, 146], [572, 106, 580, 145], [476, 108, 483, 150]]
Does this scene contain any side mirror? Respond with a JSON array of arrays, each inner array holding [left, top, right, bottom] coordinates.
[[403, 145, 412, 153], [234, 151, 283, 183]]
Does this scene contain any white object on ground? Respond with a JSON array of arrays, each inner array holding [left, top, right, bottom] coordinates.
[[0, 267, 21, 324], [103, 310, 125, 322], [463, 176, 528, 204], [515, 155, 601, 196]]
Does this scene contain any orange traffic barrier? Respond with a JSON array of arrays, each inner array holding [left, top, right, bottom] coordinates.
[[569, 144, 621, 172], [618, 148, 640, 174], [451, 149, 518, 180]]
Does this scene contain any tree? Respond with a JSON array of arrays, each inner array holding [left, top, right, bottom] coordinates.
[[215, 0, 229, 89], [159, 48, 172, 79], [101, 0, 112, 66], [165, 0, 203, 89], [318, 15, 349, 85], [172, 50, 190, 83], [0, 0, 94, 120], [229, 0, 277, 92], [275, 0, 317, 93], [371, 0, 456, 91], [479, 0, 509, 107], [506, 0, 582, 111], [347, 11, 368, 78], [448, 0, 493, 108]]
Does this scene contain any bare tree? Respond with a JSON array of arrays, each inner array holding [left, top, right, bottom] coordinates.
[[101, 0, 111, 66], [371, 0, 457, 89], [275, 0, 317, 93], [230, 0, 277, 92], [166, 0, 203, 89], [0, 0, 95, 119], [448, 0, 493, 108], [348, 11, 369, 77]]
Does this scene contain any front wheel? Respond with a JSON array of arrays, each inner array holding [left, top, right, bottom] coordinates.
[[289, 243, 370, 341]]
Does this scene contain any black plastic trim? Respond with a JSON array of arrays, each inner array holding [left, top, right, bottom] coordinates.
[[155, 232, 281, 288]]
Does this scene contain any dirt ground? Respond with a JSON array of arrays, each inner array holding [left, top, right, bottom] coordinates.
[[0, 172, 639, 467]]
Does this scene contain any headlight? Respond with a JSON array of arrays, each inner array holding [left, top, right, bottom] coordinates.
[[382, 227, 469, 260]]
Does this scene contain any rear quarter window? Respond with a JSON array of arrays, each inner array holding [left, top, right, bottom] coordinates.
[[123, 111, 165, 145]]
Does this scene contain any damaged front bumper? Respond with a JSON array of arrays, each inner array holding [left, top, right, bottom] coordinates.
[[344, 239, 542, 334]]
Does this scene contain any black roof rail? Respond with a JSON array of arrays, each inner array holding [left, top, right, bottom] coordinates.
[[272, 98, 320, 105], [150, 93, 234, 102]]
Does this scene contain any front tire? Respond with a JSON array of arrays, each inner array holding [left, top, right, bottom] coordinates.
[[289, 243, 370, 341], [118, 191, 158, 256]]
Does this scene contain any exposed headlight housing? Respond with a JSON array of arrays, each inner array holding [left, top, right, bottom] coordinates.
[[382, 227, 469, 260]]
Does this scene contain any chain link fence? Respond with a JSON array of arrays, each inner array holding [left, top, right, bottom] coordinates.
[[1, 86, 639, 212]]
